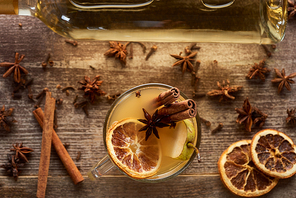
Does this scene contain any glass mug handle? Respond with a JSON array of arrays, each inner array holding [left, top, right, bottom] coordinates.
[[88, 155, 114, 181], [198, 0, 235, 11]]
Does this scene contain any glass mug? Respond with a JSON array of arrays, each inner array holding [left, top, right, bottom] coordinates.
[[88, 83, 201, 183], [0, 0, 288, 43]]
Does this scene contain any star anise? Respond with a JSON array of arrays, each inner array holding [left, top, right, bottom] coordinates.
[[10, 143, 34, 162], [235, 98, 268, 132], [271, 68, 296, 93], [0, 52, 28, 83], [78, 75, 106, 104], [0, 155, 24, 181], [138, 108, 171, 141], [235, 98, 254, 132], [104, 41, 130, 66], [246, 59, 270, 81], [207, 80, 243, 102], [286, 108, 296, 125], [0, 105, 16, 132], [288, 0, 296, 19], [170, 52, 197, 74]]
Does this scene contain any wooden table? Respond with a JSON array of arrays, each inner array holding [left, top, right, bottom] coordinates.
[[1, 15, 296, 198]]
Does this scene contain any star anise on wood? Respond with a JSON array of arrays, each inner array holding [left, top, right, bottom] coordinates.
[[138, 108, 171, 141], [170, 52, 197, 74], [235, 98, 267, 132], [288, 0, 296, 19], [246, 59, 270, 81], [104, 41, 130, 66], [78, 75, 106, 104], [10, 143, 34, 162], [207, 80, 243, 102], [0, 52, 28, 83], [286, 108, 296, 125], [0, 155, 24, 181], [0, 105, 16, 132], [271, 68, 296, 93]]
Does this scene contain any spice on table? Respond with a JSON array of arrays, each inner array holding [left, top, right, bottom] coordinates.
[[261, 45, 272, 57], [33, 108, 84, 185], [37, 91, 56, 198], [104, 41, 130, 66], [235, 98, 253, 132], [76, 151, 81, 161], [56, 98, 63, 105], [191, 60, 201, 91], [0, 105, 16, 132], [48, 60, 54, 67], [18, 23, 22, 28], [271, 68, 296, 93], [73, 94, 78, 104], [286, 108, 296, 125], [65, 39, 78, 46], [192, 92, 206, 98], [235, 98, 267, 132], [211, 123, 223, 134], [0, 155, 24, 181], [185, 43, 200, 55], [34, 88, 48, 108], [246, 59, 270, 81], [129, 42, 133, 59], [207, 80, 243, 102], [12, 92, 22, 100], [74, 100, 89, 116], [199, 117, 211, 127], [135, 91, 141, 98], [170, 51, 197, 74], [107, 93, 121, 101], [10, 143, 34, 162], [63, 143, 70, 150], [78, 75, 106, 104], [288, 0, 296, 19], [145, 45, 157, 61], [41, 53, 51, 68], [56, 84, 61, 89], [132, 41, 146, 53], [0, 52, 28, 83]]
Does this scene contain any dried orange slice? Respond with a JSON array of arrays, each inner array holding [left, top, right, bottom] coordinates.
[[218, 140, 278, 197], [250, 129, 296, 178], [106, 118, 161, 179]]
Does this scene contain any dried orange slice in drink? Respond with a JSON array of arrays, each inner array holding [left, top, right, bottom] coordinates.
[[250, 129, 296, 178], [218, 140, 278, 197], [106, 118, 161, 179]]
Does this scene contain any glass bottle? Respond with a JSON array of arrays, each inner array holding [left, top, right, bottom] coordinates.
[[0, 0, 288, 44]]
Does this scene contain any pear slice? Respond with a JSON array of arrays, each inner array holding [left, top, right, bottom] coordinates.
[[159, 119, 199, 161]]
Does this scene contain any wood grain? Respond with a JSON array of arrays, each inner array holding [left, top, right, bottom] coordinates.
[[0, 15, 296, 197]]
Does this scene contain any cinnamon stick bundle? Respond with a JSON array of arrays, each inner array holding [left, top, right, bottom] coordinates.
[[37, 91, 55, 198], [159, 99, 197, 122], [33, 108, 84, 185], [153, 87, 180, 107]]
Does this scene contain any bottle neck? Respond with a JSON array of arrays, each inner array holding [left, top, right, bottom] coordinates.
[[0, 0, 18, 14]]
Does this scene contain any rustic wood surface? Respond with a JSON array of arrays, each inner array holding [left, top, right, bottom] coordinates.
[[1, 14, 296, 197]]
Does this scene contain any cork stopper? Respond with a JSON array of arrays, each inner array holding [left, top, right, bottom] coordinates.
[[0, 0, 18, 14]]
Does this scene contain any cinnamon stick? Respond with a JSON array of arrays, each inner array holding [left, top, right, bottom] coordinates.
[[159, 99, 197, 122], [153, 87, 180, 107], [33, 108, 84, 185], [158, 99, 196, 115], [37, 92, 55, 198]]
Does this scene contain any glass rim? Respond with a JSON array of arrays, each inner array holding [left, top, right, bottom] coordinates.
[[103, 83, 201, 183]]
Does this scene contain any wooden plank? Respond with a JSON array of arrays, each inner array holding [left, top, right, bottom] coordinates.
[[0, 175, 296, 197], [1, 15, 296, 197]]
